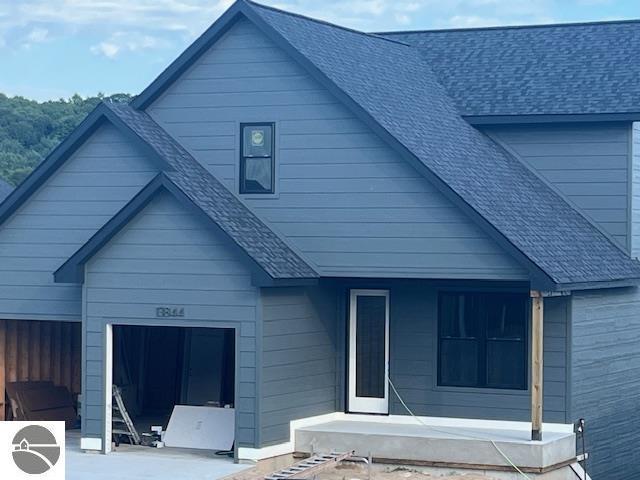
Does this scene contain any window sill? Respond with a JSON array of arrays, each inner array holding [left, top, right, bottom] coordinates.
[[239, 192, 280, 200], [433, 384, 529, 395]]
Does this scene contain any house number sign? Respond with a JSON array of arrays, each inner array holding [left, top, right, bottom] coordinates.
[[156, 306, 185, 318]]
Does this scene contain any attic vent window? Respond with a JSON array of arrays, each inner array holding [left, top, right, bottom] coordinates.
[[240, 123, 275, 194]]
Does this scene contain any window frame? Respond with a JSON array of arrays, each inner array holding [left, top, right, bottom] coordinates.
[[436, 290, 529, 391], [239, 122, 276, 195]]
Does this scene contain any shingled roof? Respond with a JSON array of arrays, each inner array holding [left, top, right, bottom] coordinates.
[[379, 20, 640, 119], [49, 103, 318, 283], [101, 102, 318, 280], [240, 1, 640, 288]]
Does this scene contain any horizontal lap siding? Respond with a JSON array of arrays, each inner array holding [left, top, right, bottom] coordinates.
[[485, 123, 631, 250], [0, 124, 157, 321], [571, 288, 640, 480], [148, 18, 527, 281], [632, 123, 640, 257], [83, 192, 259, 447], [260, 286, 337, 446], [389, 287, 567, 423]]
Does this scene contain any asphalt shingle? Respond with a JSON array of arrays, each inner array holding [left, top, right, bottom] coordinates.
[[246, 0, 640, 286], [105, 102, 318, 280], [379, 21, 640, 117]]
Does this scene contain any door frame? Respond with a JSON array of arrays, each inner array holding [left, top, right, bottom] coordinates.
[[347, 289, 390, 414]]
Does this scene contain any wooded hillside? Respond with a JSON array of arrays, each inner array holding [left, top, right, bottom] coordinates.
[[0, 93, 131, 186]]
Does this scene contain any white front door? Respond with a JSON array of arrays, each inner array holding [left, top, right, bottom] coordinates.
[[348, 289, 389, 414]]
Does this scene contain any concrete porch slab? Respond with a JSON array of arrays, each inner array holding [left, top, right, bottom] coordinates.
[[295, 420, 576, 471]]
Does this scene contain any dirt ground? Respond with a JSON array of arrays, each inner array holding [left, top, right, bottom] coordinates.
[[223, 457, 497, 480]]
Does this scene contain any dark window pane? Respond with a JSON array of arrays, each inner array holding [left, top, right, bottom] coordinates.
[[439, 293, 478, 339], [439, 339, 478, 387], [242, 157, 272, 193], [243, 125, 272, 157], [438, 291, 527, 390], [487, 294, 526, 340], [487, 340, 526, 389], [355, 295, 386, 398]]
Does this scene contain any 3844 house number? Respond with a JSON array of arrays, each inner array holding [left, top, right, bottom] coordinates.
[[155, 306, 185, 318]]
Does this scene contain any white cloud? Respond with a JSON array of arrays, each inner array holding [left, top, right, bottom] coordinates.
[[91, 31, 165, 58], [90, 41, 120, 58], [26, 27, 49, 43]]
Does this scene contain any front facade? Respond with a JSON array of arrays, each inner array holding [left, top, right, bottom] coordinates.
[[1, 2, 640, 479]]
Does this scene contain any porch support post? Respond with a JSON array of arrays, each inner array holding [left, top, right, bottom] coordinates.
[[530, 290, 544, 441]]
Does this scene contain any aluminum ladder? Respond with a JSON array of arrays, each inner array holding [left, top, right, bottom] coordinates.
[[265, 452, 354, 480], [111, 384, 140, 446]]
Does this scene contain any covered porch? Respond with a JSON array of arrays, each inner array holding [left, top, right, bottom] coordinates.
[[286, 284, 578, 475]]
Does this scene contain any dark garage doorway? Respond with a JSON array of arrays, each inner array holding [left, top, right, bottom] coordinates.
[[112, 325, 235, 438]]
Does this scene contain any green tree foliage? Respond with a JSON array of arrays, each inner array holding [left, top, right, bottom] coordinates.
[[0, 93, 132, 186]]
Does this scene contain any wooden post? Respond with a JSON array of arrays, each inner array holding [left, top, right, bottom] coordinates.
[[530, 290, 544, 441]]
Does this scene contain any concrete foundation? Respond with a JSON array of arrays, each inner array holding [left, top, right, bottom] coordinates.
[[295, 420, 576, 472]]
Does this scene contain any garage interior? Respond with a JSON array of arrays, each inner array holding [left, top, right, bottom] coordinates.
[[112, 325, 235, 448], [0, 319, 81, 422]]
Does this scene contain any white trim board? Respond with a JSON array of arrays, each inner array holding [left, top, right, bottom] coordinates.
[[237, 412, 573, 461], [80, 437, 103, 451]]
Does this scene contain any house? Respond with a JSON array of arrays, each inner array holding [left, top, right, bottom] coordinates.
[[0, 1, 639, 478]]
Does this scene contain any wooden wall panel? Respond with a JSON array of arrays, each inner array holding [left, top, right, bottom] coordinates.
[[0, 320, 81, 420]]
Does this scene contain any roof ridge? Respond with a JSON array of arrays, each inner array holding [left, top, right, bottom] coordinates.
[[244, 0, 411, 46], [376, 17, 640, 35]]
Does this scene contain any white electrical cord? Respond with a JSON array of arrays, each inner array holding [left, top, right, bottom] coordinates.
[[386, 374, 532, 480]]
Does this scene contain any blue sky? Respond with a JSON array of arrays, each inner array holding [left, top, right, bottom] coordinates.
[[1, 0, 639, 101]]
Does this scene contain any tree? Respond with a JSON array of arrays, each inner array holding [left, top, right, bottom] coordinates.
[[0, 93, 132, 186]]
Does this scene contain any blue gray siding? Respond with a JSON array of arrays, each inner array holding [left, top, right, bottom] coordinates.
[[570, 287, 640, 480], [632, 122, 640, 257], [388, 286, 568, 423], [0, 124, 157, 321], [260, 286, 338, 446], [148, 18, 527, 281], [485, 123, 631, 249], [82, 191, 259, 447]]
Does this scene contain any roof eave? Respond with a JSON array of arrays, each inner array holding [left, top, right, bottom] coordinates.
[[550, 277, 640, 292], [0, 102, 171, 228], [465, 112, 640, 125]]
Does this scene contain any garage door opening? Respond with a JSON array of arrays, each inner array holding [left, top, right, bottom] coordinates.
[[111, 325, 235, 453]]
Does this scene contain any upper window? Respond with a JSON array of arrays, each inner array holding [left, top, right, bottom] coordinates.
[[438, 291, 528, 390], [240, 123, 274, 194]]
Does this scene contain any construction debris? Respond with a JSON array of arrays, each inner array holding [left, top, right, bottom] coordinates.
[[5, 380, 77, 428]]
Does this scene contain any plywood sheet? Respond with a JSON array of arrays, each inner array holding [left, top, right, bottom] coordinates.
[[163, 405, 235, 451]]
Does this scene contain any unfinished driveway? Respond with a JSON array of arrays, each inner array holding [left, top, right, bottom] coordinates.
[[66, 432, 251, 480]]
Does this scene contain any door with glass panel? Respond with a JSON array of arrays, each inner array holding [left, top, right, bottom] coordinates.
[[348, 289, 389, 414]]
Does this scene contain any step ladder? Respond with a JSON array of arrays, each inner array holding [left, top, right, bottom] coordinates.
[[112, 385, 140, 446], [265, 451, 354, 480]]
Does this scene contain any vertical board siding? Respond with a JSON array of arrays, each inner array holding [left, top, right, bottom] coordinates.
[[485, 123, 631, 249], [148, 19, 526, 281], [632, 123, 640, 257], [0, 319, 81, 420], [0, 124, 158, 321], [386, 286, 567, 422], [260, 286, 338, 446], [571, 288, 640, 480], [82, 191, 259, 447]]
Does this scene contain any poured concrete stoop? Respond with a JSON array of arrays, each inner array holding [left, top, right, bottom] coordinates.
[[295, 420, 577, 478]]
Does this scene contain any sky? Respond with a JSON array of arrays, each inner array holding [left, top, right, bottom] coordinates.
[[0, 0, 639, 101]]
